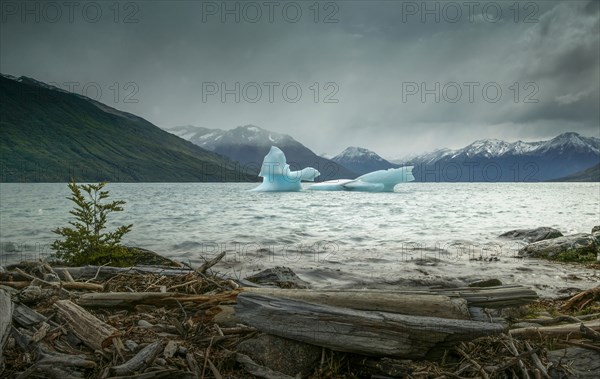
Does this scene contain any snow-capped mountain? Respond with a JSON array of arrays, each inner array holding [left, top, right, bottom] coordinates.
[[403, 132, 599, 163], [401, 132, 600, 182], [169, 125, 296, 149], [167, 125, 358, 180], [331, 146, 399, 175]]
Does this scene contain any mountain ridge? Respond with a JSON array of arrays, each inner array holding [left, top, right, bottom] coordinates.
[[331, 146, 400, 175], [394, 133, 600, 164], [548, 163, 600, 182], [167, 125, 358, 180], [0, 74, 252, 182], [398, 132, 600, 182]]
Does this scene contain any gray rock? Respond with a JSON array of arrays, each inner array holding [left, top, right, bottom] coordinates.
[[499, 227, 563, 243], [593, 230, 600, 243], [547, 347, 600, 378], [211, 305, 239, 327], [592, 225, 600, 234], [237, 334, 321, 377], [124, 340, 139, 352], [43, 273, 60, 283], [245, 266, 310, 289], [518, 233, 598, 259], [137, 320, 153, 328], [18, 285, 43, 304]]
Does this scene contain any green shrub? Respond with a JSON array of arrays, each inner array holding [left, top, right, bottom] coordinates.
[[552, 249, 597, 264], [52, 180, 134, 266]]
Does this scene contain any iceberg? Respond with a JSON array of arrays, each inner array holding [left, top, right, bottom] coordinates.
[[251, 146, 320, 192], [309, 166, 414, 192]]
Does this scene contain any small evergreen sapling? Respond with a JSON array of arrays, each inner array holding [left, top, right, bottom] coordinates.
[[52, 180, 134, 266]]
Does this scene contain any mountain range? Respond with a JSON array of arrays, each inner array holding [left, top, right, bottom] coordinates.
[[171, 123, 599, 182], [2, 73, 597, 183], [0, 74, 250, 182], [397, 133, 600, 182], [168, 125, 357, 180]]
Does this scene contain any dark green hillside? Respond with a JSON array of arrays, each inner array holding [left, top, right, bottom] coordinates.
[[548, 163, 600, 182], [0, 76, 254, 182]]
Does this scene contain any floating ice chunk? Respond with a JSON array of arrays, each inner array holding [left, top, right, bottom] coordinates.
[[310, 166, 414, 192], [251, 146, 320, 192]]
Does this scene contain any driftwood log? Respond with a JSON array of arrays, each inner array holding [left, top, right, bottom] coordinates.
[[62, 266, 195, 281], [0, 281, 103, 291], [235, 292, 506, 359], [0, 289, 13, 374], [15, 349, 97, 379], [12, 303, 48, 328], [78, 290, 240, 308], [510, 319, 600, 339], [244, 287, 471, 320], [110, 341, 163, 376], [53, 300, 119, 350], [434, 285, 539, 308]]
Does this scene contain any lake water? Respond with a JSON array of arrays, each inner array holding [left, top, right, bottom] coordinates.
[[1, 182, 599, 297]]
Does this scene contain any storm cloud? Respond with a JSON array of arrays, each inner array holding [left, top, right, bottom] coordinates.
[[1, 0, 598, 157]]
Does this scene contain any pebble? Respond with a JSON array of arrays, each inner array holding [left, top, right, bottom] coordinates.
[[137, 320, 153, 328], [18, 285, 43, 304], [124, 340, 139, 352], [43, 273, 60, 283]]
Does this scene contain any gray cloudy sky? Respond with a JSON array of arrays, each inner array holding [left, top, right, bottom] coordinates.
[[1, 0, 599, 157]]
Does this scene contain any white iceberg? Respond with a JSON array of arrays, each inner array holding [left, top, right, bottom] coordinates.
[[251, 146, 320, 192], [309, 166, 414, 192]]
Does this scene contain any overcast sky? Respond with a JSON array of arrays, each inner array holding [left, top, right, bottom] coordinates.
[[1, 0, 598, 157]]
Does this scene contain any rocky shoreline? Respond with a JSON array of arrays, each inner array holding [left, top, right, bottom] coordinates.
[[0, 226, 599, 378]]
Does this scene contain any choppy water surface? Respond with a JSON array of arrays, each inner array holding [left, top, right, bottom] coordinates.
[[1, 182, 599, 297]]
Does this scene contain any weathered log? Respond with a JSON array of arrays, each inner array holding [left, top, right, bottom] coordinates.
[[110, 341, 163, 376], [243, 287, 471, 320], [54, 267, 75, 282], [12, 303, 47, 328], [580, 322, 600, 341], [510, 319, 600, 339], [0, 289, 14, 374], [53, 300, 119, 350], [106, 369, 196, 379], [14, 350, 96, 379], [14, 268, 70, 296], [64, 265, 195, 281], [434, 285, 538, 308], [78, 291, 239, 308], [196, 251, 226, 274], [561, 285, 600, 312], [0, 280, 103, 291], [244, 285, 537, 309], [0, 281, 29, 289], [235, 292, 506, 359]]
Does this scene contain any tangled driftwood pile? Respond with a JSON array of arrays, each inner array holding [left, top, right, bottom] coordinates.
[[0, 257, 599, 378]]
